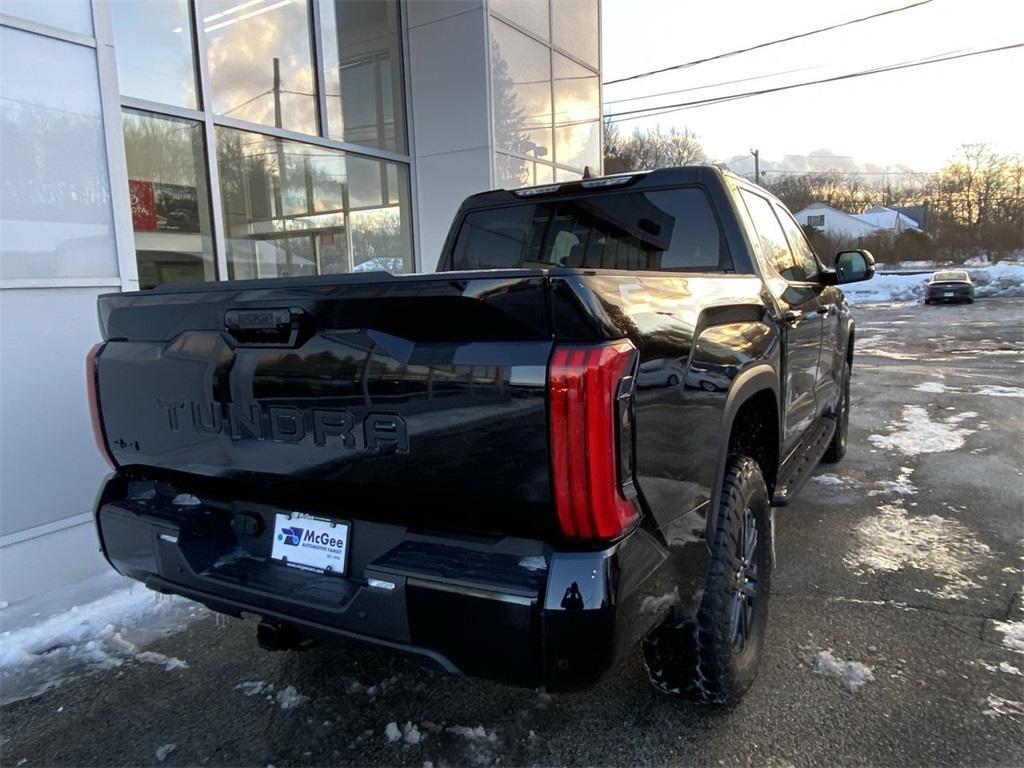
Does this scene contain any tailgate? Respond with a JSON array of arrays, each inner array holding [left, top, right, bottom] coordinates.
[[95, 272, 556, 538]]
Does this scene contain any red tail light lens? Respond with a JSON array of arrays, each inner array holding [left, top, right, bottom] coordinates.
[[87, 343, 115, 469], [548, 340, 639, 539]]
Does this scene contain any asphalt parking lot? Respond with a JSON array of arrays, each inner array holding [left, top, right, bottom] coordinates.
[[3, 298, 1023, 768]]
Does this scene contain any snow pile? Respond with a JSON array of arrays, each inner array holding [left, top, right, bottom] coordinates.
[[812, 650, 875, 691], [155, 744, 176, 763], [992, 593, 1024, 654], [0, 579, 202, 705], [385, 722, 423, 745], [233, 680, 307, 709], [842, 261, 1024, 304], [844, 502, 990, 599], [914, 382, 947, 394], [868, 466, 917, 497], [868, 405, 975, 455], [983, 694, 1024, 719], [447, 725, 498, 742], [976, 385, 1024, 398], [811, 473, 847, 486]]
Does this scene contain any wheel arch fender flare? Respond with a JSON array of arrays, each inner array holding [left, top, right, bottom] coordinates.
[[707, 364, 780, 541]]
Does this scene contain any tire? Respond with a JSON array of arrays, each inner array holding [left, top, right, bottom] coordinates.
[[642, 456, 772, 705], [822, 361, 850, 463]]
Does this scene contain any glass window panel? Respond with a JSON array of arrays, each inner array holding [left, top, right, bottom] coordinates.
[[122, 110, 215, 289], [552, 0, 599, 68], [0, 27, 116, 279], [535, 163, 554, 184], [490, 0, 549, 41], [110, 0, 198, 108], [203, 0, 317, 135], [490, 20, 552, 162], [495, 152, 531, 190], [555, 168, 582, 182], [553, 54, 599, 171], [451, 188, 729, 272], [215, 126, 412, 278], [351, 162, 411, 272], [739, 190, 799, 280], [775, 203, 820, 281], [321, 0, 407, 152], [1, 0, 93, 35]]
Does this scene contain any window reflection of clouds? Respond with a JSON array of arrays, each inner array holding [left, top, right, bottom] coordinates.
[[491, 19, 553, 161], [553, 54, 599, 170], [204, 0, 317, 135], [110, 0, 198, 108]]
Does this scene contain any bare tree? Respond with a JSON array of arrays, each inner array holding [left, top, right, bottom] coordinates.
[[603, 120, 707, 173]]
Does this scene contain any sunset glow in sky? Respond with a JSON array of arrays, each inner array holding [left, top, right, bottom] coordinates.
[[601, 0, 1024, 170]]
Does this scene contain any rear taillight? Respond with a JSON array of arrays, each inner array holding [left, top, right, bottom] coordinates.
[[86, 343, 115, 469], [548, 340, 639, 540]]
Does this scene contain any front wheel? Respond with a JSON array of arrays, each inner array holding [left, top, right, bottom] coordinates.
[[642, 456, 772, 705]]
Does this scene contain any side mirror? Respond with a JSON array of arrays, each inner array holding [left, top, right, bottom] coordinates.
[[834, 249, 875, 284]]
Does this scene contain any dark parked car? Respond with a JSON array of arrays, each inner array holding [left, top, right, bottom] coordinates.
[[88, 166, 873, 704], [925, 270, 974, 304]]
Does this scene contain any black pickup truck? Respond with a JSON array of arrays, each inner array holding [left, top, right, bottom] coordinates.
[[89, 166, 873, 704]]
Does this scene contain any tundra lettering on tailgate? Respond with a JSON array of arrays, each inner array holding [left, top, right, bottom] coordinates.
[[156, 399, 410, 454]]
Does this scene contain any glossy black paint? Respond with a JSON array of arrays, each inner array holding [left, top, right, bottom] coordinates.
[[92, 165, 866, 690]]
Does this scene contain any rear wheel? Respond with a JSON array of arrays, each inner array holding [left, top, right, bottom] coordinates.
[[822, 361, 850, 463], [642, 456, 772, 705]]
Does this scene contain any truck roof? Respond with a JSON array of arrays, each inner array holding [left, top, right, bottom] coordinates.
[[463, 165, 737, 209]]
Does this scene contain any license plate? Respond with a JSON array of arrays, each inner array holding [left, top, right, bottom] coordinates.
[[270, 513, 349, 575], [943, 291, 954, 297]]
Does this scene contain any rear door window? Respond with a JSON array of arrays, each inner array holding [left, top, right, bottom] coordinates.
[[450, 187, 731, 272]]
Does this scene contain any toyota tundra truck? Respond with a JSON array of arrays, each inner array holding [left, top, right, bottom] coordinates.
[[88, 166, 874, 703]]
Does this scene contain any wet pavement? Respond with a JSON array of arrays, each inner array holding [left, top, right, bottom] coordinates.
[[2, 298, 1022, 767]]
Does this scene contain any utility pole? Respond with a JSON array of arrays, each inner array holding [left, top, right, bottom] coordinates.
[[750, 148, 760, 182]]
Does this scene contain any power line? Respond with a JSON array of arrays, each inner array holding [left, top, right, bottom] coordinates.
[[603, 0, 934, 86], [603, 64, 821, 106], [602, 42, 1024, 123]]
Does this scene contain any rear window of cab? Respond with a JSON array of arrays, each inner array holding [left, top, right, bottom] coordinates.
[[449, 187, 732, 273]]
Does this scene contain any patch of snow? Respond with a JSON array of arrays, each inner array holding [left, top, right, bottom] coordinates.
[[0, 582, 203, 705], [868, 405, 975, 455], [914, 381, 947, 394], [975, 385, 1024, 398], [868, 466, 916, 497], [236, 680, 270, 696], [275, 685, 307, 710], [844, 503, 990, 599], [640, 588, 680, 615], [983, 694, 1024, 719], [385, 722, 402, 743], [447, 725, 498, 742], [812, 650, 875, 691], [1000, 662, 1022, 676], [155, 744, 176, 762], [135, 651, 188, 671], [993, 618, 1024, 654], [811, 473, 847, 487], [518, 556, 547, 572]]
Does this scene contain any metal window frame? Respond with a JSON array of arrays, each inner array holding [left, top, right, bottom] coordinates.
[[102, 0, 416, 287]]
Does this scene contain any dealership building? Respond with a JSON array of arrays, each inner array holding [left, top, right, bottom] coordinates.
[[0, 0, 602, 603]]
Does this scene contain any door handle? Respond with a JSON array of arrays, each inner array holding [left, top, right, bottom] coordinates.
[[816, 304, 834, 315], [782, 309, 804, 326]]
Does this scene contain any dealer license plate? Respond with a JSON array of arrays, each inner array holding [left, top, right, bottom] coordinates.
[[270, 513, 349, 575]]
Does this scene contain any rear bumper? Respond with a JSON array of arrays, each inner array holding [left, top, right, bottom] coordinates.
[[94, 474, 679, 690], [925, 287, 973, 303]]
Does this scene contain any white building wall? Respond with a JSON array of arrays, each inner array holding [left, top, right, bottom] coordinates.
[[0, 5, 130, 602], [406, 1, 493, 270]]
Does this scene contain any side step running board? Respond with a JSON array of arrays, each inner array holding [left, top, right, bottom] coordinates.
[[772, 417, 836, 507]]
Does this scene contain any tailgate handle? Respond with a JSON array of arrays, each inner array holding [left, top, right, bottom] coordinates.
[[225, 307, 307, 346]]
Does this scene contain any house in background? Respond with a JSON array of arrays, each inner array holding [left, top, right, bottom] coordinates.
[[794, 202, 922, 240]]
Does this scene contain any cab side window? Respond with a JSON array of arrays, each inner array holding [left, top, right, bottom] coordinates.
[[774, 203, 820, 282], [739, 190, 799, 281]]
